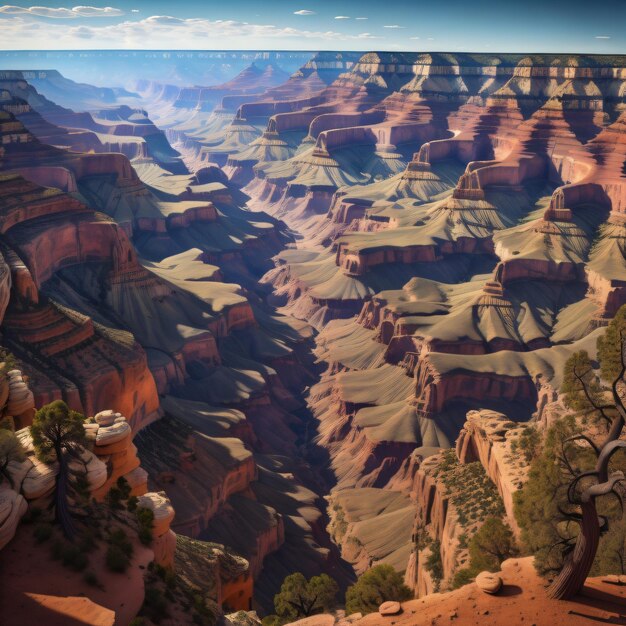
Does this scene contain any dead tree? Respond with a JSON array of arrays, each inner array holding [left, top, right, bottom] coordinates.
[[547, 318, 626, 599]]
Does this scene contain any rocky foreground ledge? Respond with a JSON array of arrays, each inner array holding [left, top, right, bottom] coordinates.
[[286, 558, 626, 626]]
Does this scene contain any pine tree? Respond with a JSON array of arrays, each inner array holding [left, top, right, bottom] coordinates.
[[31, 400, 87, 539]]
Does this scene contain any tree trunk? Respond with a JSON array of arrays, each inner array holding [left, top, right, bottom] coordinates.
[[55, 447, 76, 540], [546, 499, 600, 599]]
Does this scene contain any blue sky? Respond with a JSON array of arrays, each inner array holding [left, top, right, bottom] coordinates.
[[0, 0, 624, 52]]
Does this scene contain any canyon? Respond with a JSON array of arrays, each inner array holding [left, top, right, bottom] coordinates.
[[1, 49, 626, 625]]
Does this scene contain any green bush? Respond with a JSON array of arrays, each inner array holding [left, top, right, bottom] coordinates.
[[136, 507, 154, 546], [273, 572, 338, 622], [451, 517, 518, 589], [116, 476, 132, 500], [106, 544, 131, 572], [61, 544, 88, 571], [345, 564, 412, 616], [109, 528, 133, 557], [467, 517, 518, 573], [106, 486, 124, 510], [142, 587, 169, 623], [451, 567, 476, 589], [424, 540, 444, 589]]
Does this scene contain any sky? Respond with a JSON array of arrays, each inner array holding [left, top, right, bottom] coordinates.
[[0, 0, 625, 52]]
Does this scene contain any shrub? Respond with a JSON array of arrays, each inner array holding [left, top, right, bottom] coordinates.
[[345, 564, 412, 616], [83, 571, 100, 587], [424, 540, 444, 590], [142, 587, 169, 623], [517, 426, 541, 463], [106, 545, 131, 572], [467, 517, 518, 573], [61, 544, 88, 571], [136, 507, 154, 546], [451, 567, 476, 589], [273, 572, 338, 622], [106, 486, 124, 510], [109, 527, 133, 557]]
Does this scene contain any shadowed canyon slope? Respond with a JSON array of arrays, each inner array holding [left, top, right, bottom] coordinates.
[[1, 49, 626, 625]]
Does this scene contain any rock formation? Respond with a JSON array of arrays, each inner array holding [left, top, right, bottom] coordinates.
[[2, 49, 626, 624]]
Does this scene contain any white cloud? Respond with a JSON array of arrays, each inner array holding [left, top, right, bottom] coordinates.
[[131, 8, 139, 12], [0, 13, 383, 49], [293, 9, 315, 15], [383, 24, 405, 29], [355, 17, 368, 20], [0, 4, 124, 18], [410, 36, 419, 40], [595, 35, 611, 39], [334, 15, 350, 19]]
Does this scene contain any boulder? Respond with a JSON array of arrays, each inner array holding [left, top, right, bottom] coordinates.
[[152, 528, 177, 569], [0, 488, 27, 549], [379, 600, 402, 616], [95, 419, 131, 447], [94, 409, 120, 427], [137, 491, 175, 537], [21, 456, 57, 500], [123, 466, 148, 495], [475, 571, 503, 594], [68, 448, 107, 491], [6, 370, 34, 417]]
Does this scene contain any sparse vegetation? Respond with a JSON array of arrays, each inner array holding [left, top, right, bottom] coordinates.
[[451, 517, 518, 589], [83, 570, 100, 587], [60, 543, 88, 571], [345, 564, 412, 616], [264, 572, 338, 624], [142, 586, 169, 623], [105, 527, 134, 572], [136, 506, 154, 546], [433, 450, 505, 528], [106, 544, 131, 572], [424, 540, 444, 590]]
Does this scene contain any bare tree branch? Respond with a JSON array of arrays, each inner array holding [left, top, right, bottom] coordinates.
[[564, 434, 600, 457]]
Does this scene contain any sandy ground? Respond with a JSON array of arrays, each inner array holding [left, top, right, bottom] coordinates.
[[354, 558, 626, 626], [287, 558, 626, 626], [0, 524, 153, 626]]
